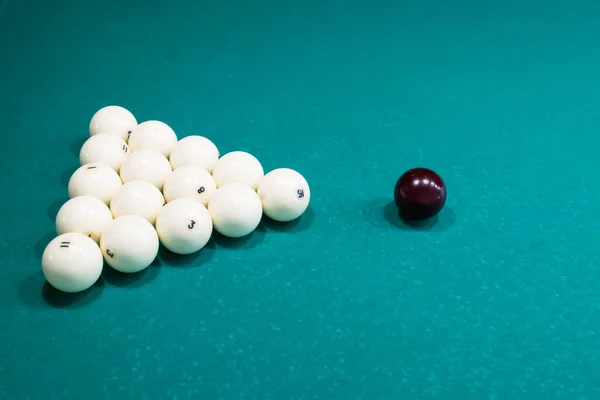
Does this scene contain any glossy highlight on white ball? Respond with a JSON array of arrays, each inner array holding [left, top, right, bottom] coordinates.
[[55, 196, 114, 243], [79, 133, 131, 172], [110, 180, 165, 225], [68, 163, 122, 205], [257, 168, 311, 222], [162, 165, 217, 206], [89, 105, 137, 142], [211, 151, 264, 190], [169, 135, 220, 172], [128, 120, 178, 157], [100, 215, 159, 273], [41, 233, 104, 293], [156, 198, 213, 254], [207, 182, 263, 238], [119, 148, 172, 190]]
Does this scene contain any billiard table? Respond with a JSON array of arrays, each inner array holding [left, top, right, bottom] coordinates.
[[2, 0, 600, 398]]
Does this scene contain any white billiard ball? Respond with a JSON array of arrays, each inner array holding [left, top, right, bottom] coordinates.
[[156, 198, 213, 254], [55, 196, 114, 243], [169, 135, 220, 172], [257, 168, 311, 222], [41, 232, 103, 293], [119, 148, 172, 190], [162, 165, 217, 206], [128, 120, 178, 157], [211, 151, 264, 190], [110, 180, 165, 225], [68, 163, 123, 205], [79, 133, 131, 172], [89, 105, 138, 142], [207, 183, 263, 238], [100, 215, 159, 273]]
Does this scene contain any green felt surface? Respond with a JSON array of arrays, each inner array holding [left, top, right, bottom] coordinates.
[[2, 0, 600, 399]]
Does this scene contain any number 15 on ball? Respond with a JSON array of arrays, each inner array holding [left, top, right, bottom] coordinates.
[[257, 168, 310, 222]]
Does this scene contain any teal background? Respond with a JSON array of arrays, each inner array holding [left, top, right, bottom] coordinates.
[[2, 0, 600, 398]]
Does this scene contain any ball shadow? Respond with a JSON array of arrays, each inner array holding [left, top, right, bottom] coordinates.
[[18, 271, 104, 309], [158, 241, 216, 267], [362, 198, 455, 232], [210, 223, 266, 249], [71, 136, 87, 157], [261, 207, 315, 233], [60, 165, 78, 187], [47, 198, 68, 221], [101, 258, 161, 288], [34, 232, 57, 258], [383, 201, 455, 232]]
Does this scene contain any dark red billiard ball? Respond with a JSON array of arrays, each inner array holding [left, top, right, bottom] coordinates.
[[394, 168, 447, 220]]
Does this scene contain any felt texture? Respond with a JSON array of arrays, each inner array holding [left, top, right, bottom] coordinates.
[[1, 0, 600, 398]]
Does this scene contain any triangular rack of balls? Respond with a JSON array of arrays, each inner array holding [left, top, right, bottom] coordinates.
[[41, 105, 311, 293]]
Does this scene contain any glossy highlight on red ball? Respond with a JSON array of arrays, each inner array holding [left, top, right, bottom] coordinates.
[[393, 168, 447, 220]]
